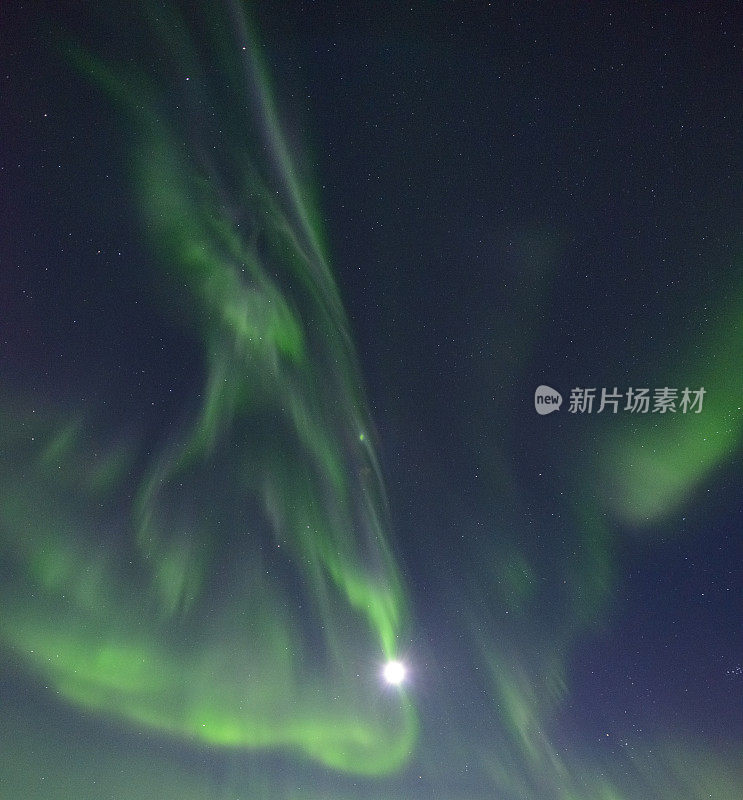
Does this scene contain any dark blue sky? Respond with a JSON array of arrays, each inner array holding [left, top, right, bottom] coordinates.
[[2, 2, 742, 797]]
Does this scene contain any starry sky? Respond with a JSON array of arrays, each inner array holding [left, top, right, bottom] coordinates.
[[1, 2, 742, 798]]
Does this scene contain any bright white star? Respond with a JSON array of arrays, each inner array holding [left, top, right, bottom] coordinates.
[[382, 660, 406, 685]]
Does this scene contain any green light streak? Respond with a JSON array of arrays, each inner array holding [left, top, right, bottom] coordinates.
[[0, 0, 413, 776], [600, 285, 743, 525], [2, 2, 742, 797]]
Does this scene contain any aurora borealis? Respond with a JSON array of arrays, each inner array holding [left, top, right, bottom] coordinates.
[[1, 2, 742, 798]]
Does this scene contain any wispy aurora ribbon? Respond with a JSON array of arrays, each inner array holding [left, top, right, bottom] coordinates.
[[0, 0, 415, 775], [2, 2, 742, 798]]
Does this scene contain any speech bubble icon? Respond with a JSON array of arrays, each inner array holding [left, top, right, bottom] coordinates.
[[534, 385, 562, 415]]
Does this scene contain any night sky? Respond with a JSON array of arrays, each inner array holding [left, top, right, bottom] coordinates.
[[2, 2, 742, 798]]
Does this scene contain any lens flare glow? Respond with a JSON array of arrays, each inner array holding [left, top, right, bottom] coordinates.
[[383, 660, 407, 686]]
